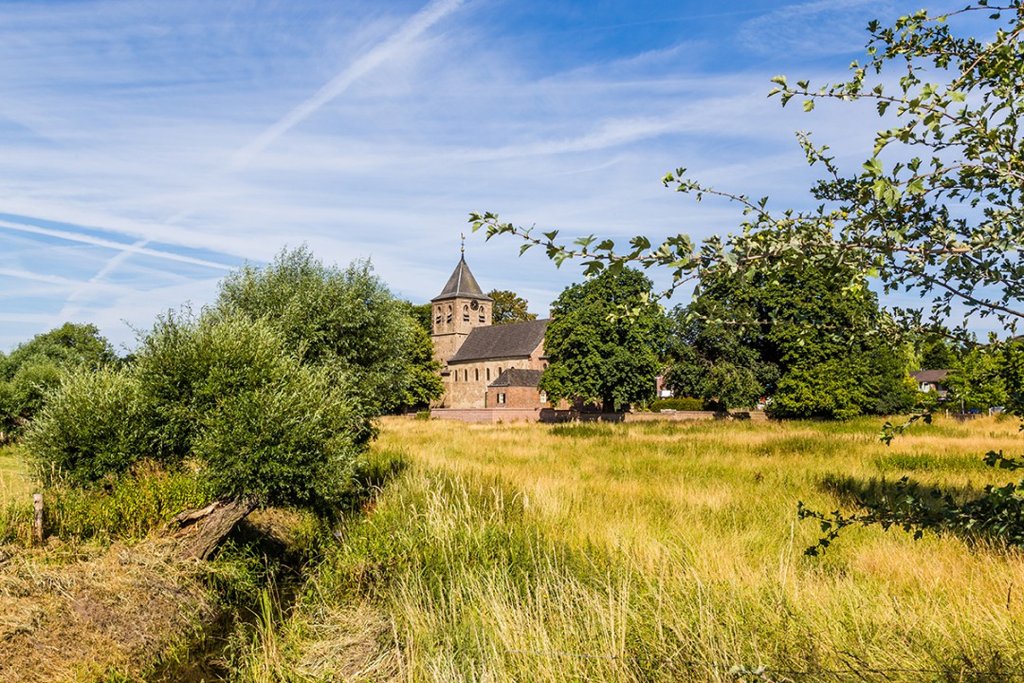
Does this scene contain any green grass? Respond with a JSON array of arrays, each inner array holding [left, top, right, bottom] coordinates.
[[233, 415, 1024, 682]]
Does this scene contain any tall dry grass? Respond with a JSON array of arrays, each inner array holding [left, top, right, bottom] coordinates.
[[256, 415, 1024, 682]]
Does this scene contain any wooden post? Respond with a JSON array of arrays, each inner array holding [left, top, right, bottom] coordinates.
[[32, 493, 43, 546]]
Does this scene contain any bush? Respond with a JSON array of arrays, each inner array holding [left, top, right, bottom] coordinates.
[[649, 397, 705, 412], [25, 367, 152, 486], [27, 311, 376, 518], [133, 311, 303, 460], [195, 364, 368, 511], [0, 323, 117, 436]]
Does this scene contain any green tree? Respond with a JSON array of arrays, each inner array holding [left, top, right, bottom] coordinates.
[[541, 268, 666, 412], [394, 323, 444, 412], [488, 289, 537, 325], [919, 336, 958, 370], [0, 323, 117, 437], [667, 261, 914, 417], [407, 302, 433, 333], [947, 344, 1008, 411], [215, 246, 441, 414], [664, 273, 777, 410], [1002, 339, 1024, 415]]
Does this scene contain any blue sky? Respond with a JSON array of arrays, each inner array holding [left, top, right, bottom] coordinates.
[[0, 0, 971, 352]]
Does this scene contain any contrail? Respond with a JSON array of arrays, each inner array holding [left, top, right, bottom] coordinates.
[[0, 221, 234, 271], [231, 0, 466, 170], [56, 0, 467, 322]]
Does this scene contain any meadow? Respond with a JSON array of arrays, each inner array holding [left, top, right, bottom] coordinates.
[[0, 445, 31, 503], [267, 415, 1024, 682], [4, 417, 1024, 681]]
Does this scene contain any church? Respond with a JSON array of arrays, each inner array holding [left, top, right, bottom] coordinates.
[[429, 253, 552, 410]]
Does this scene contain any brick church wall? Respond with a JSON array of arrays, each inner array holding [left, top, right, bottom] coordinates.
[[445, 358, 539, 409]]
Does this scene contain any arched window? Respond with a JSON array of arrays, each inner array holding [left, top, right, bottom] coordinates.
[[475, 368, 479, 381], [486, 368, 491, 381], [498, 367, 503, 376], [463, 304, 470, 322], [478, 306, 486, 323], [446, 305, 452, 324], [464, 369, 469, 381], [434, 306, 441, 326]]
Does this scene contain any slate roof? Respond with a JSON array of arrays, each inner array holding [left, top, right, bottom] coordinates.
[[911, 369, 950, 383], [488, 368, 543, 388], [432, 256, 491, 302], [448, 319, 549, 363]]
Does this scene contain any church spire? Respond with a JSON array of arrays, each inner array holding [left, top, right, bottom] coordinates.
[[431, 249, 491, 302]]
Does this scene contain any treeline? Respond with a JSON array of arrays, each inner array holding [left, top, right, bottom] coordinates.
[[534, 261, 1022, 419]]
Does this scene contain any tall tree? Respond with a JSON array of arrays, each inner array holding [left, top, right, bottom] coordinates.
[[947, 343, 1009, 411], [407, 303, 433, 333], [919, 336, 958, 370], [541, 268, 666, 412], [668, 261, 915, 417], [487, 289, 537, 325]]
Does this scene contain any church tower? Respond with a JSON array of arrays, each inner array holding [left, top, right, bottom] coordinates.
[[430, 250, 492, 368]]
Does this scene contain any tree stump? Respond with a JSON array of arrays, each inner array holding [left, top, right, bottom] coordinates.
[[165, 499, 256, 560]]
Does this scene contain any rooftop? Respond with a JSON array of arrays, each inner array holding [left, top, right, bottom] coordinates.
[[448, 318, 549, 363], [911, 369, 950, 383], [431, 256, 491, 302], [488, 368, 544, 388]]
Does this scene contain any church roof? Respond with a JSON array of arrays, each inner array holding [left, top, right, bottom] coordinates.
[[448, 319, 549, 363], [488, 368, 543, 388], [431, 256, 491, 302]]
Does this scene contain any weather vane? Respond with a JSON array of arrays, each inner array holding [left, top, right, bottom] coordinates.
[[460, 232, 465, 255]]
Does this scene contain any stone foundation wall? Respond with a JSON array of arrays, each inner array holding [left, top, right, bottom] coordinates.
[[430, 408, 542, 423], [429, 408, 766, 424]]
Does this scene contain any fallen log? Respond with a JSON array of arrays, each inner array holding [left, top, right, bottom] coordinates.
[[166, 498, 257, 560]]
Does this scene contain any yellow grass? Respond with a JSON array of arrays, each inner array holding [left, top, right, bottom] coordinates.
[[348, 415, 1024, 681], [0, 445, 32, 505]]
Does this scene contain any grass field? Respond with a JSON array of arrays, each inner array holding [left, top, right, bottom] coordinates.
[[0, 445, 32, 504], [265, 415, 1024, 682]]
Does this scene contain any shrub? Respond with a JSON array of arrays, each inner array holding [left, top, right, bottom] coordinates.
[[133, 311, 302, 460], [649, 397, 705, 411], [25, 367, 152, 486], [194, 364, 368, 511], [0, 323, 117, 436], [28, 311, 376, 518]]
